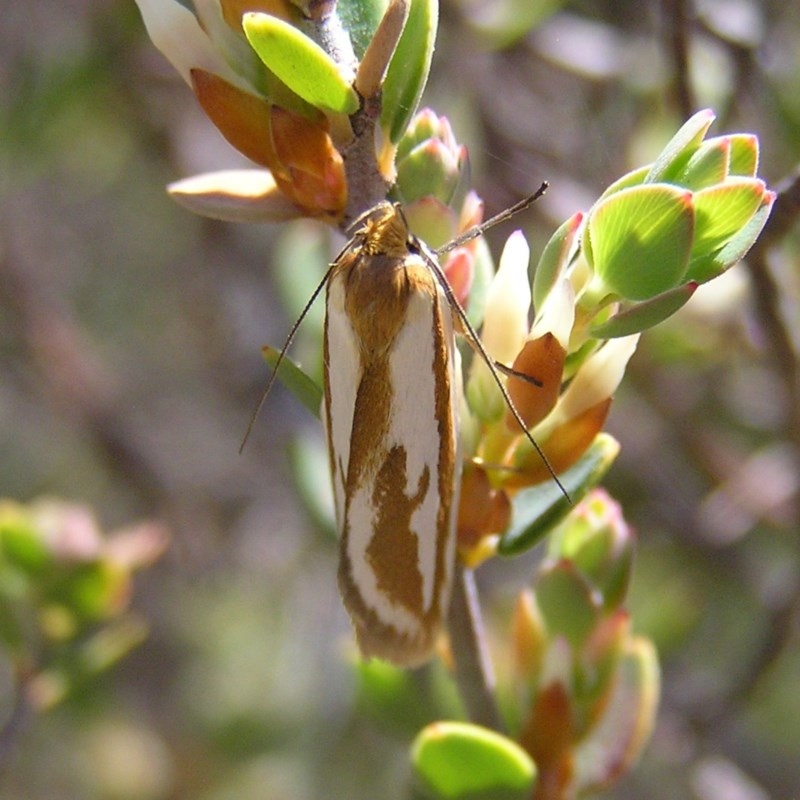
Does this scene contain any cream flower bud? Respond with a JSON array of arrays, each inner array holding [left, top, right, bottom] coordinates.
[[467, 231, 531, 422], [553, 335, 639, 426]]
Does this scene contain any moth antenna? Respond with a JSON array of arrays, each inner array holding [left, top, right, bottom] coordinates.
[[239, 259, 339, 454], [420, 182, 570, 500], [423, 252, 569, 500], [436, 181, 549, 257]]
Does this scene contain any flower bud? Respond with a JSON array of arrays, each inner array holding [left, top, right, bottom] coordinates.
[[395, 110, 467, 205], [548, 489, 635, 610]]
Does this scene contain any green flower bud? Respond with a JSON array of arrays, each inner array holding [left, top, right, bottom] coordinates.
[[395, 109, 467, 205], [547, 489, 635, 610]]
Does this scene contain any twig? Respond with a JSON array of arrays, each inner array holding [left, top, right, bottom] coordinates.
[[447, 563, 504, 731], [662, 0, 695, 118], [0, 680, 32, 771]]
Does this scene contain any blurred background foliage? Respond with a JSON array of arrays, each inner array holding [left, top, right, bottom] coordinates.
[[1, 0, 799, 798]]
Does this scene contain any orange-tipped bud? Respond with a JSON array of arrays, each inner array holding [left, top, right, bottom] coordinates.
[[443, 248, 474, 308], [511, 589, 546, 684], [506, 398, 612, 489], [505, 333, 566, 432], [456, 464, 511, 566], [518, 681, 575, 796], [271, 107, 347, 217], [191, 69, 284, 172], [220, 0, 293, 31]]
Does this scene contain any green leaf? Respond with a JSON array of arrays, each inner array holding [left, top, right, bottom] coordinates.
[[339, 0, 390, 57], [589, 282, 697, 338], [262, 346, 323, 417], [412, 722, 536, 799], [382, 0, 439, 143], [404, 197, 459, 249], [675, 137, 731, 190], [532, 211, 583, 313], [396, 140, 460, 205], [727, 133, 759, 177], [587, 184, 694, 301], [499, 434, 620, 556], [645, 109, 716, 183], [547, 492, 634, 611], [535, 561, 600, 649], [572, 639, 660, 793], [49, 563, 125, 622], [354, 658, 444, 735], [685, 190, 774, 283], [242, 13, 359, 114], [1, 514, 51, 574], [690, 178, 768, 257], [597, 164, 650, 201]]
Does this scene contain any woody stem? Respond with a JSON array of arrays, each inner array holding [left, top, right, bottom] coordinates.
[[448, 563, 504, 731]]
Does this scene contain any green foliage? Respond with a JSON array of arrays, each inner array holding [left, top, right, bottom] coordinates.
[[0, 499, 164, 711], [381, 0, 439, 144], [499, 434, 620, 555], [242, 13, 359, 115], [261, 346, 323, 418], [411, 722, 536, 799]]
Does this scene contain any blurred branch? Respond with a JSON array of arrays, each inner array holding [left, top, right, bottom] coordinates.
[[0, 680, 32, 771], [722, 168, 800, 708], [662, 0, 695, 118], [670, 169, 800, 734], [447, 565, 504, 731], [745, 169, 800, 482], [0, 235, 166, 508]]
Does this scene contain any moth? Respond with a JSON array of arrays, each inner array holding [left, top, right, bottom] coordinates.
[[324, 202, 461, 666], [246, 185, 552, 667]]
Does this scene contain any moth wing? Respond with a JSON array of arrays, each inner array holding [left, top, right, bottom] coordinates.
[[323, 272, 361, 535], [336, 269, 459, 666]]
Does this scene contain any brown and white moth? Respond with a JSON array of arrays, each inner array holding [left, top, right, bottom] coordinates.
[[324, 202, 461, 667], [322, 187, 550, 667]]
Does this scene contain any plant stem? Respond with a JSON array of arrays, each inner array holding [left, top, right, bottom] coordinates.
[[447, 563, 504, 731]]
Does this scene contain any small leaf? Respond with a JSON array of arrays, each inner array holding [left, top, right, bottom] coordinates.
[[596, 165, 650, 201], [382, 0, 439, 143], [589, 282, 697, 338], [690, 178, 767, 257], [535, 561, 600, 649], [547, 490, 634, 611], [686, 190, 775, 283], [532, 211, 583, 313], [587, 184, 694, 301], [412, 722, 536, 799], [645, 109, 716, 183], [573, 639, 660, 793], [727, 133, 759, 177], [339, 0, 389, 57], [243, 13, 359, 114], [499, 434, 620, 555], [1, 513, 50, 574], [356, 0, 412, 100], [261, 346, 323, 416], [168, 169, 303, 223], [675, 137, 730, 190], [49, 563, 127, 622]]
